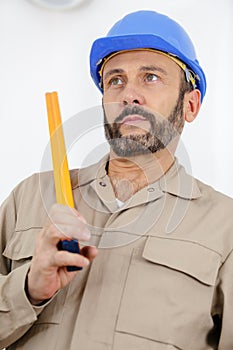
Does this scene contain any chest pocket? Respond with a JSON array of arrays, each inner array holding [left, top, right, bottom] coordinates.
[[143, 236, 220, 285], [3, 228, 40, 270], [114, 236, 221, 350]]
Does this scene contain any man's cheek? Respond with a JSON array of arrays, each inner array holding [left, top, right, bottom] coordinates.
[[103, 102, 122, 123]]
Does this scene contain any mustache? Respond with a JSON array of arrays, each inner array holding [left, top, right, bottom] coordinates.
[[114, 105, 156, 124]]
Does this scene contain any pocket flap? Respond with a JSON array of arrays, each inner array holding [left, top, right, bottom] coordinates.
[[3, 228, 40, 260], [0, 299, 10, 312], [143, 237, 221, 285]]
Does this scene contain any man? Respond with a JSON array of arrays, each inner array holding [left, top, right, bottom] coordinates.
[[0, 10, 233, 350]]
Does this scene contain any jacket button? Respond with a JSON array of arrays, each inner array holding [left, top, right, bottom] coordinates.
[[99, 181, 107, 187], [147, 187, 155, 192]]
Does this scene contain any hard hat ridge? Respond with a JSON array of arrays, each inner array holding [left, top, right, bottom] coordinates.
[[90, 10, 206, 102]]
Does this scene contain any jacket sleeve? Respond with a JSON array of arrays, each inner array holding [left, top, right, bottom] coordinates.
[[0, 191, 45, 349], [217, 249, 233, 349]]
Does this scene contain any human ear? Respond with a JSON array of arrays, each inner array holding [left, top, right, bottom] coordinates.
[[184, 89, 201, 123]]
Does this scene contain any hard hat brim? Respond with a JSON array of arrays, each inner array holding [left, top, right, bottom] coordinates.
[[90, 34, 206, 102]]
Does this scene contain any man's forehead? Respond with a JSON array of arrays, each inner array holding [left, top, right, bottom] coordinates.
[[102, 49, 179, 75]]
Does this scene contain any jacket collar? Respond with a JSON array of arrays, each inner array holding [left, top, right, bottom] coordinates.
[[70, 155, 201, 200], [159, 159, 201, 199]]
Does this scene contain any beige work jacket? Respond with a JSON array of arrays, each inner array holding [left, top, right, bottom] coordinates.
[[1, 157, 233, 350]]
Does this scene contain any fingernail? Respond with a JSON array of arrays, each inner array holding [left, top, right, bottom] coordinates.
[[83, 258, 90, 266]]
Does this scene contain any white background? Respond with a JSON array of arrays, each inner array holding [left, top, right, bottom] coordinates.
[[0, 0, 233, 204]]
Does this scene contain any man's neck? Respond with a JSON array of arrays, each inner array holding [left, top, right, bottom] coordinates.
[[108, 149, 175, 202]]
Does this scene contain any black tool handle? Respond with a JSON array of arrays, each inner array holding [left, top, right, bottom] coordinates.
[[57, 239, 82, 271]]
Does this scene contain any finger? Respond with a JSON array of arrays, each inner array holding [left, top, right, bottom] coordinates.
[[37, 224, 68, 249], [48, 204, 87, 225], [47, 223, 90, 242], [52, 250, 90, 269], [81, 246, 98, 261], [46, 205, 90, 241]]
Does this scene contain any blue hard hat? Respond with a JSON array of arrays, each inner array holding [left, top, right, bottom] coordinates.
[[90, 10, 207, 102]]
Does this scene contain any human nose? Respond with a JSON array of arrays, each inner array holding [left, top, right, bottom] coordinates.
[[122, 84, 145, 106]]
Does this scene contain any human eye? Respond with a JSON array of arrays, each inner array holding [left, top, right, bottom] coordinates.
[[103, 75, 124, 90], [109, 76, 124, 86], [145, 73, 158, 82]]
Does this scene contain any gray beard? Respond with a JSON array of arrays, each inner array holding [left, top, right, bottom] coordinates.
[[103, 96, 184, 157]]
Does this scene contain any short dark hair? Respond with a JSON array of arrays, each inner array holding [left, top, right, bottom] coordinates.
[[180, 71, 194, 96]]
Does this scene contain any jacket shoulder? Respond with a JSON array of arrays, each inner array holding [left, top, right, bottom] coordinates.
[[196, 178, 233, 208]]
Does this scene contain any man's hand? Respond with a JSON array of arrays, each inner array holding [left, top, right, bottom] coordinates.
[[26, 204, 98, 305]]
